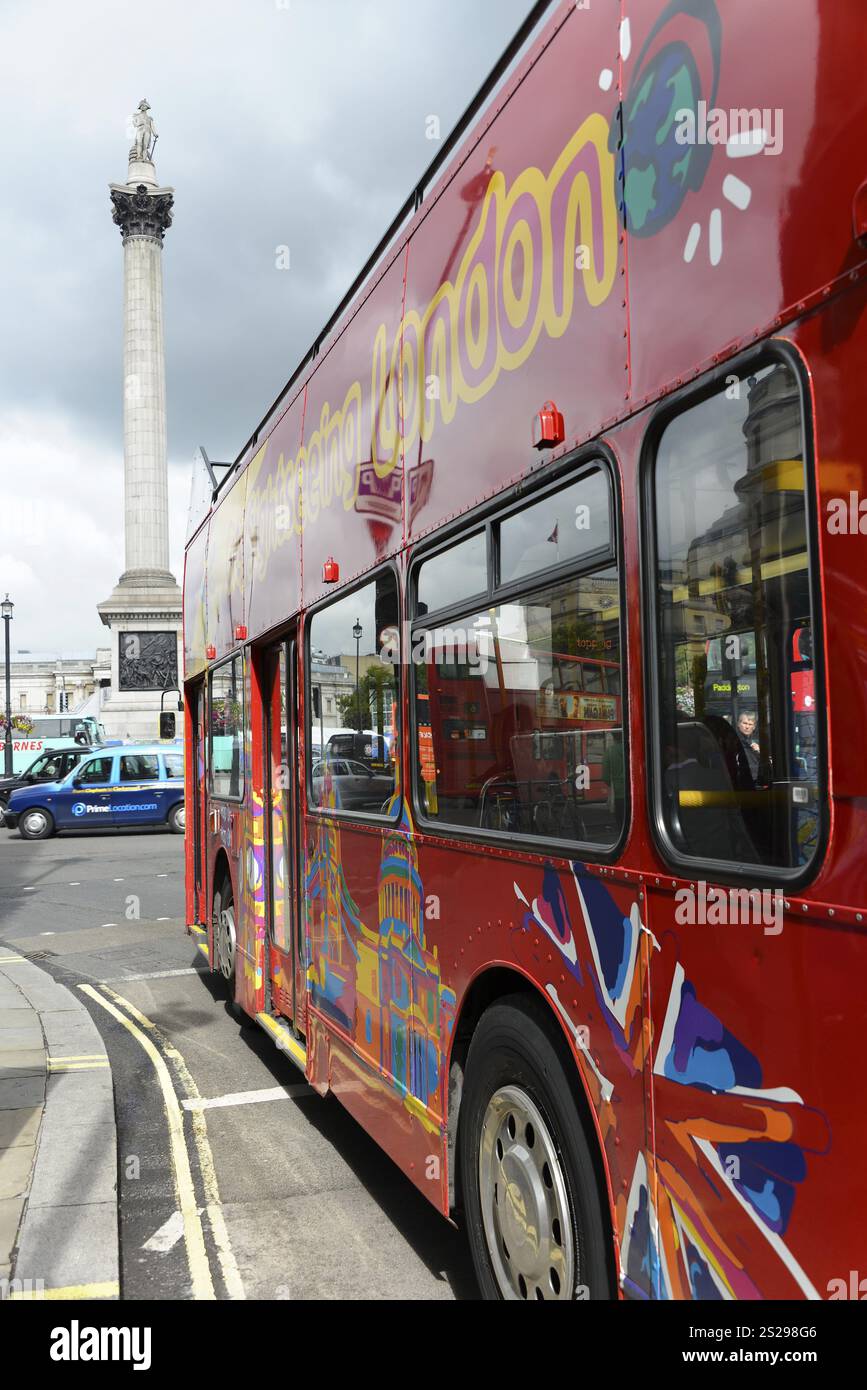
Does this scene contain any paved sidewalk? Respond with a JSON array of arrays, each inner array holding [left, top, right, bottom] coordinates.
[[0, 951, 119, 1299]]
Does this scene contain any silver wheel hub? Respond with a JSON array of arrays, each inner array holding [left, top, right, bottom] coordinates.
[[479, 1084, 574, 1300], [216, 902, 236, 980], [25, 811, 47, 835], [175, 805, 186, 830]]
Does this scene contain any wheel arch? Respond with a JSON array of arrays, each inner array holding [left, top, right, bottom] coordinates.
[[445, 962, 619, 1287], [209, 846, 235, 953], [210, 845, 234, 906]]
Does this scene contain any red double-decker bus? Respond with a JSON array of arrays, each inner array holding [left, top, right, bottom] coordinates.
[[183, 0, 867, 1300]]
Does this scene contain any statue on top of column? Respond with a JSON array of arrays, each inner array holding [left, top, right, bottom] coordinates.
[[130, 100, 157, 162]]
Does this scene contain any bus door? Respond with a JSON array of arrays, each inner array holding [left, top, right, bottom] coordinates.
[[188, 680, 206, 923], [264, 635, 302, 1026]]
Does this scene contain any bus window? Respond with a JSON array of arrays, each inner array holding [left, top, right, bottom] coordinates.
[[307, 570, 399, 817], [416, 530, 486, 617], [413, 465, 625, 850], [650, 357, 822, 873], [498, 465, 611, 584], [209, 655, 244, 800], [416, 569, 623, 845]]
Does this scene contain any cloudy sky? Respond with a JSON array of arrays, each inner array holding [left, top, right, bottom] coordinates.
[[0, 0, 531, 655]]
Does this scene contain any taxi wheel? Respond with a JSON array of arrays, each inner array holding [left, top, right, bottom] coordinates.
[[19, 808, 55, 840], [168, 802, 186, 835]]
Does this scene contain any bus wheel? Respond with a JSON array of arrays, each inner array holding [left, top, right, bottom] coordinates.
[[460, 994, 611, 1301], [167, 802, 186, 834], [19, 808, 55, 841], [213, 881, 237, 991]]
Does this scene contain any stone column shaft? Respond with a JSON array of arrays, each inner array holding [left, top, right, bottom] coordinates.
[[109, 173, 174, 583], [123, 234, 169, 575]]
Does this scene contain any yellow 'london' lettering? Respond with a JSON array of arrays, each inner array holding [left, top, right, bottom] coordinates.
[[245, 111, 618, 576]]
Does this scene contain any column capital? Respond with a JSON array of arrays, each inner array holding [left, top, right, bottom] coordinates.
[[110, 182, 174, 244]]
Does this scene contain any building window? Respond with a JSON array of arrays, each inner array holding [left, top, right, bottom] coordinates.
[[19, 693, 27, 711], [413, 462, 625, 849], [209, 654, 244, 800], [307, 570, 399, 816], [650, 357, 822, 872]]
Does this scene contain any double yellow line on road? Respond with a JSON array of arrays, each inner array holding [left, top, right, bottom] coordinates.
[[80, 982, 245, 1302], [48, 1054, 110, 1073]]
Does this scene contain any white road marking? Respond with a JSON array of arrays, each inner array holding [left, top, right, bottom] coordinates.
[[142, 1209, 202, 1253], [113, 877, 124, 882], [156, 916, 171, 921], [157, 873, 168, 878], [181, 1084, 311, 1113], [98, 985, 246, 1301], [40, 932, 55, 936], [81, 985, 219, 1300], [23, 887, 35, 892], [100, 923, 118, 928], [98, 966, 205, 983], [69, 882, 80, 886]]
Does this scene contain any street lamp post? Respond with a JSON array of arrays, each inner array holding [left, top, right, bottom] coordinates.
[[2, 595, 13, 776], [352, 620, 363, 732]]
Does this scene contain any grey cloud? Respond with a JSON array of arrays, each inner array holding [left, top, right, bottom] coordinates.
[[0, 0, 531, 651]]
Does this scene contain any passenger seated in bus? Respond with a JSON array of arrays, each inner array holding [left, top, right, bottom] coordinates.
[[703, 713, 769, 860], [735, 709, 762, 780], [664, 721, 758, 863], [702, 714, 754, 793]]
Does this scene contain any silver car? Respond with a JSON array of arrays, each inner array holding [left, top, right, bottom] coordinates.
[[311, 758, 395, 813]]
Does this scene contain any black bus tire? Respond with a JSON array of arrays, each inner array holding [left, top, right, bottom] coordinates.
[[460, 992, 613, 1301], [212, 879, 238, 995]]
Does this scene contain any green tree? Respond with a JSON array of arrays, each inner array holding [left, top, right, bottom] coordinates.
[[337, 664, 395, 732]]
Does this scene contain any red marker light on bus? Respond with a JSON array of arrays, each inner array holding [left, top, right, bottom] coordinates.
[[532, 400, 565, 450], [234, 624, 247, 641], [206, 644, 216, 660], [323, 557, 339, 583]]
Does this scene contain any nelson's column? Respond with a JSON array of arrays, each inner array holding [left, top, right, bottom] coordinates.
[[97, 100, 182, 739]]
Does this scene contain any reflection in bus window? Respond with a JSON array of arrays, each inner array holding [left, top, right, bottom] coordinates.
[[499, 467, 611, 584], [415, 567, 624, 847], [417, 531, 486, 617], [210, 655, 243, 800], [652, 360, 821, 870], [307, 571, 399, 815]]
